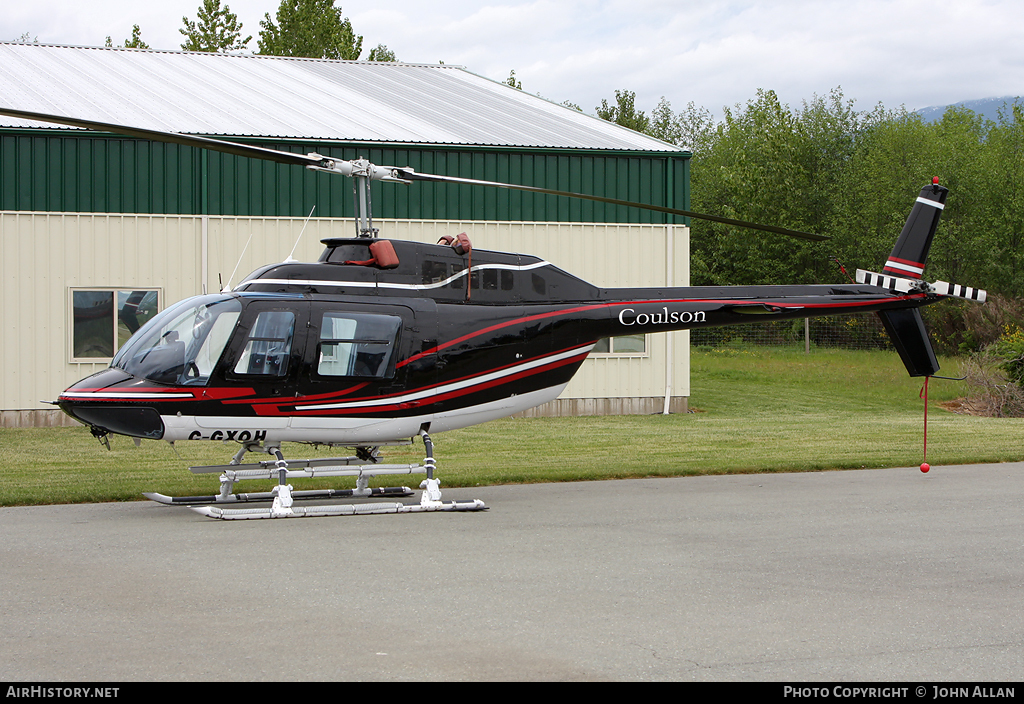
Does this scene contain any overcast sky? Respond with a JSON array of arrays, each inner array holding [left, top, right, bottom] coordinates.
[[4, 0, 1022, 120]]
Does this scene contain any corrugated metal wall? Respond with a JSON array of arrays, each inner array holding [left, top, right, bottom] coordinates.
[[0, 212, 689, 425], [1, 132, 689, 224]]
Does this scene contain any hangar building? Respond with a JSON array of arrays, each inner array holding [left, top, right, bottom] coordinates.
[[0, 42, 691, 428]]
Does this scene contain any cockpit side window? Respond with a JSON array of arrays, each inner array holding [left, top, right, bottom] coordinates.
[[317, 312, 401, 378], [233, 311, 296, 376]]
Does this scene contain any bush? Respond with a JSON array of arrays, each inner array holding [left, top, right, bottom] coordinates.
[[955, 323, 1024, 417], [924, 293, 1024, 356], [993, 324, 1024, 385]]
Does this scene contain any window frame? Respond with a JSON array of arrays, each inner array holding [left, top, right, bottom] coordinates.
[[231, 309, 297, 378], [590, 333, 649, 358], [313, 311, 403, 380]]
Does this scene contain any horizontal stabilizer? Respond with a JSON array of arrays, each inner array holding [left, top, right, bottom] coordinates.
[[856, 270, 986, 303]]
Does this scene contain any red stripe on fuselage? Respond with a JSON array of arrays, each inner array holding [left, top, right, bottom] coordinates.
[[259, 350, 591, 416], [397, 303, 608, 368]]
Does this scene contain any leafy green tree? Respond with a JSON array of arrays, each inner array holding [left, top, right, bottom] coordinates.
[[974, 103, 1024, 296], [687, 89, 819, 285], [367, 44, 397, 61], [180, 0, 251, 52], [647, 97, 681, 144], [504, 69, 522, 90], [596, 89, 650, 133], [644, 98, 716, 155], [106, 25, 150, 49], [258, 0, 363, 60]]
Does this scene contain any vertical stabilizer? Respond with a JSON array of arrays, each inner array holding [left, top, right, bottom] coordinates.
[[877, 308, 940, 377], [883, 181, 948, 280]]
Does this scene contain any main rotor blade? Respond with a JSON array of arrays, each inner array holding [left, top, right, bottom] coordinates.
[[397, 170, 827, 241], [0, 108, 322, 168]]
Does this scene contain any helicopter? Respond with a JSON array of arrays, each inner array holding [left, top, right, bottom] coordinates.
[[0, 108, 987, 520]]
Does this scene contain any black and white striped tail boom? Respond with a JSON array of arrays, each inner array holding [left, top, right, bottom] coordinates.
[[856, 269, 986, 303]]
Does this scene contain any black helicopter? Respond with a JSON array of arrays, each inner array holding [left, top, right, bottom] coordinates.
[[1, 108, 986, 519]]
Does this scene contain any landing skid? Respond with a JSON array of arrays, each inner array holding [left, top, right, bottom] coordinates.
[[143, 486, 414, 506], [145, 430, 487, 519], [191, 499, 487, 520]]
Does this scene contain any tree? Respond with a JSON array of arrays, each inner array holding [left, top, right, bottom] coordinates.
[[980, 103, 1024, 296], [596, 90, 649, 134], [106, 25, 150, 49], [258, 0, 362, 60], [180, 0, 251, 53], [367, 44, 397, 62], [644, 97, 716, 155], [12, 32, 38, 44], [504, 69, 522, 90]]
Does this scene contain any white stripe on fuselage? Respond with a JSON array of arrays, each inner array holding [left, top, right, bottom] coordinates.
[[237, 260, 552, 292], [295, 343, 594, 412], [60, 391, 195, 400]]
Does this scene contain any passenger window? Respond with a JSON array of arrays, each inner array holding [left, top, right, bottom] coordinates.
[[318, 313, 401, 378], [422, 260, 449, 285], [233, 311, 295, 376], [450, 264, 465, 289]]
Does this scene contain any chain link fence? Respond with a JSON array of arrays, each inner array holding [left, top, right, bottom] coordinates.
[[690, 314, 892, 351]]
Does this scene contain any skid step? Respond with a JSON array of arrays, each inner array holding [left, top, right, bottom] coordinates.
[[192, 499, 488, 520], [190, 456, 385, 473], [191, 462, 425, 481], [144, 486, 414, 506]]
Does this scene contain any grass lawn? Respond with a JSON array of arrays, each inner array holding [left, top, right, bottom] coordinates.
[[2, 346, 1023, 506]]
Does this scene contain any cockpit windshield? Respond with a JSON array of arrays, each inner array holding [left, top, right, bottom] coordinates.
[[111, 294, 242, 385]]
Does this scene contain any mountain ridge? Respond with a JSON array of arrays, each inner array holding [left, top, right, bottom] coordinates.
[[916, 95, 1022, 122]]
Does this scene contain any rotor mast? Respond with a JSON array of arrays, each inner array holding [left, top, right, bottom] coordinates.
[[353, 166, 375, 238], [306, 156, 411, 239]]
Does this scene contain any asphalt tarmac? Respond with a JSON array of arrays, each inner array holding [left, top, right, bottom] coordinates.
[[1, 463, 1022, 682]]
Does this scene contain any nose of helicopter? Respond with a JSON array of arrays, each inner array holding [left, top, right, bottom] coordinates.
[[57, 368, 166, 439]]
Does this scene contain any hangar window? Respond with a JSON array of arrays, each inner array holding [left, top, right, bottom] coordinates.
[[69, 288, 161, 363], [592, 334, 647, 356]]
